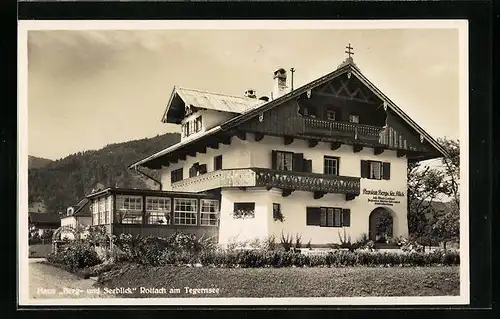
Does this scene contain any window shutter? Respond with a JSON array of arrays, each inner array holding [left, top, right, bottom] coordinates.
[[292, 153, 304, 172], [382, 162, 391, 180], [306, 207, 321, 226], [303, 159, 312, 173], [361, 160, 369, 178], [327, 208, 334, 227], [334, 209, 342, 227], [199, 164, 207, 174], [342, 209, 351, 227], [320, 208, 327, 227], [271, 150, 278, 170]]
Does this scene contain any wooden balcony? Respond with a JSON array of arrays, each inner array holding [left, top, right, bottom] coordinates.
[[171, 168, 360, 196], [295, 117, 383, 143]]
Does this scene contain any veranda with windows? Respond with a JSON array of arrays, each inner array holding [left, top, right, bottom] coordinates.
[[86, 187, 220, 239]]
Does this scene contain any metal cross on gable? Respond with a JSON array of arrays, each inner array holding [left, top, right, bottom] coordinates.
[[345, 43, 354, 58]]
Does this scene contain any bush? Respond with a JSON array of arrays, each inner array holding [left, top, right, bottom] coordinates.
[[47, 241, 101, 271], [262, 234, 277, 251]]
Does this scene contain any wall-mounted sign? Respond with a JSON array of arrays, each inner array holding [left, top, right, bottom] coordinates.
[[362, 188, 405, 207]]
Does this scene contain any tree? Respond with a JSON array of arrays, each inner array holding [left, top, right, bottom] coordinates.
[[407, 137, 460, 248], [407, 161, 447, 245]]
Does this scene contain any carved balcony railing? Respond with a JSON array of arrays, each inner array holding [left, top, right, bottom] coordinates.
[[171, 168, 360, 195], [295, 117, 383, 143], [171, 169, 257, 193], [253, 168, 360, 195]]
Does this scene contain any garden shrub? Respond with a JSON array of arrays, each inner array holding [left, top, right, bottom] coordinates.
[[46, 241, 101, 271]]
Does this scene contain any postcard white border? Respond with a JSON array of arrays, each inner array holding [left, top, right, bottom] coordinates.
[[18, 19, 469, 307]]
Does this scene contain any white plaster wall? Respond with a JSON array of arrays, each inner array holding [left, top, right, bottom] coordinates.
[[161, 132, 409, 243], [246, 134, 409, 241], [218, 189, 270, 245], [160, 137, 251, 191], [180, 110, 235, 143]]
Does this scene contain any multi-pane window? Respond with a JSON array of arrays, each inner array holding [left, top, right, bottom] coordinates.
[[174, 198, 198, 225], [116, 195, 143, 224], [98, 197, 106, 225], [195, 116, 202, 133], [349, 114, 360, 123], [214, 155, 223, 171], [370, 161, 382, 180], [171, 168, 183, 183], [326, 110, 336, 121], [104, 197, 111, 224], [200, 199, 219, 226], [324, 156, 339, 176], [116, 196, 142, 210], [360, 160, 391, 180], [146, 197, 171, 224], [276, 151, 293, 171], [273, 203, 281, 220], [306, 207, 350, 227], [92, 201, 99, 226]]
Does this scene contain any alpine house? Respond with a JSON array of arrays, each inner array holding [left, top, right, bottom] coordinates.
[[96, 47, 448, 246]]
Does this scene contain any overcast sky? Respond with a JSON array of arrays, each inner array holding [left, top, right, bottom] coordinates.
[[27, 27, 460, 160]]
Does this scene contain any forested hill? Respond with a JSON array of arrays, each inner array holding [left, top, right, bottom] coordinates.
[[28, 133, 180, 213], [28, 155, 53, 169]]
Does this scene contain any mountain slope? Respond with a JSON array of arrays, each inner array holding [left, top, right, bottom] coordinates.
[[28, 156, 53, 169], [28, 133, 180, 213]]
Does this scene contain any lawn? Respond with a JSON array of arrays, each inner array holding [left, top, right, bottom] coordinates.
[[96, 264, 460, 298]]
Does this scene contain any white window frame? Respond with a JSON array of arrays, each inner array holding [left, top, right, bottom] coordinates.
[[146, 197, 171, 225], [277, 151, 293, 171], [174, 198, 198, 226], [116, 195, 143, 211], [324, 156, 339, 176], [92, 201, 99, 226], [98, 197, 106, 225], [349, 114, 360, 123], [116, 195, 143, 224], [200, 199, 219, 226]]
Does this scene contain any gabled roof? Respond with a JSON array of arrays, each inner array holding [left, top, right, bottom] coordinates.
[[131, 59, 449, 168], [220, 61, 449, 158], [161, 86, 264, 124], [72, 198, 90, 216], [28, 212, 61, 224]]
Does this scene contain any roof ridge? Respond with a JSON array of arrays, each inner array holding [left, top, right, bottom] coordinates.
[[176, 86, 259, 101]]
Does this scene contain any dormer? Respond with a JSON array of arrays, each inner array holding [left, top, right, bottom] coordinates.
[[161, 87, 263, 142]]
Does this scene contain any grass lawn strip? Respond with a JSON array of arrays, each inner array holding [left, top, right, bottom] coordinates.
[[96, 265, 459, 298]]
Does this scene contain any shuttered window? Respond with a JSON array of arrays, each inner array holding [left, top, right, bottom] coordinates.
[[361, 160, 391, 180], [306, 207, 351, 228], [272, 151, 311, 172], [171, 168, 183, 183], [214, 155, 222, 171]]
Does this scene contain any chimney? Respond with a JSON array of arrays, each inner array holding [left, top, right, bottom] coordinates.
[[244, 89, 257, 99], [272, 68, 288, 99]]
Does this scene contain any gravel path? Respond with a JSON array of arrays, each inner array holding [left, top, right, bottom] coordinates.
[[29, 258, 114, 299]]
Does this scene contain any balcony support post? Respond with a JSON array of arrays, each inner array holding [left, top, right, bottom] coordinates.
[[313, 191, 326, 199], [374, 147, 384, 155], [281, 189, 294, 197], [254, 132, 265, 142], [397, 150, 407, 158], [330, 142, 342, 151], [345, 194, 357, 201], [236, 131, 246, 141], [284, 136, 294, 145], [308, 139, 319, 148], [353, 144, 363, 153]]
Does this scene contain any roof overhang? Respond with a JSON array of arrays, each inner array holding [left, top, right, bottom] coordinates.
[[132, 62, 449, 168]]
